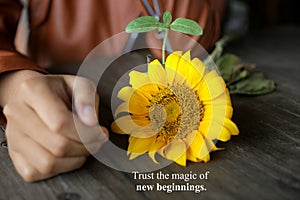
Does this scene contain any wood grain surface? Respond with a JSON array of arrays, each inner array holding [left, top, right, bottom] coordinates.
[[0, 26, 299, 200]]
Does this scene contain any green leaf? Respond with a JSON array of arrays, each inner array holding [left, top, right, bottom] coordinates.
[[232, 70, 250, 83], [163, 11, 172, 26], [126, 16, 160, 33], [216, 54, 237, 82], [229, 73, 276, 95], [170, 18, 202, 36], [216, 53, 255, 84]]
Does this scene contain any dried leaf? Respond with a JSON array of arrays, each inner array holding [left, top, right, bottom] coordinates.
[[229, 73, 276, 95]]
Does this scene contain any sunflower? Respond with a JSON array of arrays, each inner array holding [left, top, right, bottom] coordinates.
[[111, 51, 239, 166]]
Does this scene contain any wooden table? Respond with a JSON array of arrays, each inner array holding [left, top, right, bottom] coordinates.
[[1, 26, 299, 200]]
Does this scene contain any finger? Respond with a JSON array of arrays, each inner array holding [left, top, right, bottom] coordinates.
[[10, 152, 55, 182], [64, 75, 99, 126], [19, 77, 92, 143], [20, 76, 73, 132], [4, 102, 89, 157], [79, 125, 109, 154], [11, 133, 86, 176]]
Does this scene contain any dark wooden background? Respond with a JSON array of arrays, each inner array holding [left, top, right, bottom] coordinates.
[[0, 26, 299, 200]]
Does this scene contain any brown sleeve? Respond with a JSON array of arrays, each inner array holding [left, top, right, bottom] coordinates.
[[0, 0, 46, 74], [0, 0, 47, 125]]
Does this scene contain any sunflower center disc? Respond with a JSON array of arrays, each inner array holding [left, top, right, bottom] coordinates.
[[149, 84, 204, 141]]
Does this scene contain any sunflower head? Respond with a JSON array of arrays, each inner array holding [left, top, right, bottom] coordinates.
[[112, 51, 239, 166]]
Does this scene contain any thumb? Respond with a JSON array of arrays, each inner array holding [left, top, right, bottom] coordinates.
[[64, 75, 99, 126]]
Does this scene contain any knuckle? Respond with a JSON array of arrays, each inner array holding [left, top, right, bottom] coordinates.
[[3, 104, 16, 117], [39, 155, 55, 175], [49, 112, 69, 132], [20, 80, 33, 95], [20, 78, 48, 96], [21, 169, 35, 182], [21, 168, 36, 183], [52, 136, 69, 157]]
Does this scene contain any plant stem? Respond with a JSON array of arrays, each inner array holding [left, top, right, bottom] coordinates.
[[162, 29, 168, 65]]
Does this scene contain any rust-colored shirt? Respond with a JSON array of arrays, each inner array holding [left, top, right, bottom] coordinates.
[[0, 0, 227, 124]]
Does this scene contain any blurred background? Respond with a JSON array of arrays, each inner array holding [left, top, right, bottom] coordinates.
[[247, 0, 300, 29], [223, 0, 300, 35]]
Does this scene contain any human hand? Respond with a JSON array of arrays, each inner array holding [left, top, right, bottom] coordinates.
[[0, 70, 108, 182]]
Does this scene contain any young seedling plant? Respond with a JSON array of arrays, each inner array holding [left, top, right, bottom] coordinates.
[[125, 11, 203, 64]]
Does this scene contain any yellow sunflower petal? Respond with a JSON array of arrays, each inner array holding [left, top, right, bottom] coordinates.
[[199, 120, 226, 141], [203, 88, 232, 106], [163, 139, 187, 166], [117, 86, 153, 110], [129, 152, 144, 160], [191, 58, 207, 78], [202, 104, 233, 121], [148, 136, 166, 164], [223, 118, 239, 135], [173, 70, 186, 85], [175, 51, 205, 88], [218, 127, 231, 141], [129, 104, 149, 116], [114, 102, 129, 116], [205, 138, 220, 152], [117, 86, 134, 101], [182, 51, 191, 61], [198, 138, 212, 161], [165, 51, 182, 85], [186, 152, 198, 162], [148, 59, 167, 85], [115, 101, 149, 116], [198, 70, 226, 101], [136, 83, 160, 99], [199, 119, 238, 142], [131, 126, 157, 138], [132, 115, 150, 126], [129, 70, 150, 89], [128, 135, 156, 155], [183, 130, 198, 148], [172, 51, 191, 85], [186, 133, 211, 163], [200, 153, 210, 163], [111, 115, 136, 134], [175, 151, 187, 166], [129, 89, 152, 107], [111, 115, 149, 134], [225, 89, 232, 105], [186, 131, 204, 162]]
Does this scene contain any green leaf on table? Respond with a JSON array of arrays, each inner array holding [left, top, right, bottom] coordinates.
[[216, 53, 255, 84], [216, 54, 237, 82], [126, 16, 160, 33], [163, 11, 172, 26], [170, 18, 202, 36], [229, 73, 276, 95], [232, 70, 250, 83], [216, 53, 275, 95]]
